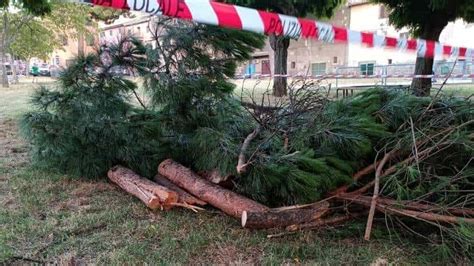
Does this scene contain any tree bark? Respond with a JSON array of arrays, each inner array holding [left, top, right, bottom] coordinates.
[[270, 35, 290, 97], [1, 10, 9, 88], [154, 174, 207, 206], [158, 159, 269, 218], [78, 33, 85, 56], [10, 56, 17, 84], [108, 166, 178, 210], [411, 23, 447, 97], [241, 201, 330, 229]]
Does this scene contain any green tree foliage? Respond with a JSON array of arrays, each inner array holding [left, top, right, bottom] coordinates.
[[224, 0, 343, 97], [370, 0, 474, 96], [0, 0, 51, 16], [0, 0, 51, 87], [21, 42, 167, 178], [22, 20, 265, 179], [7, 14, 60, 61]]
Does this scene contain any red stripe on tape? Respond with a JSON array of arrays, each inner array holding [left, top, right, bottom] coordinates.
[[210, 2, 242, 29], [425, 41, 435, 58], [159, 0, 193, 20], [407, 39, 417, 50], [386, 37, 397, 48], [361, 32, 374, 47], [333, 26, 347, 42], [443, 45, 452, 56], [298, 18, 318, 38], [258, 11, 283, 35], [92, 0, 129, 9]]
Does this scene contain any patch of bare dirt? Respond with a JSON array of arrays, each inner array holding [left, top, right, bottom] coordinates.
[[0, 118, 29, 169], [0, 118, 28, 210]]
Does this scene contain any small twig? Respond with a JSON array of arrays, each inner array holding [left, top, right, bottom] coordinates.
[[170, 202, 205, 213], [338, 194, 474, 225], [409, 117, 420, 171], [237, 126, 261, 174], [132, 88, 147, 110], [417, 59, 458, 122], [267, 214, 363, 238], [364, 150, 394, 240]]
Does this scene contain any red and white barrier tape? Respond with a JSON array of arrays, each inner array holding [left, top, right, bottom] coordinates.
[[72, 0, 474, 59], [234, 73, 474, 80]]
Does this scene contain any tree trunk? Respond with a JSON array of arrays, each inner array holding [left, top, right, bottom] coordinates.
[[411, 57, 435, 96], [78, 33, 85, 56], [270, 35, 290, 97], [108, 166, 179, 210], [154, 174, 207, 206], [1, 10, 9, 88], [241, 201, 330, 229], [10, 56, 17, 84], [411, 23, 447, 96], [158, 159, 269, 218]]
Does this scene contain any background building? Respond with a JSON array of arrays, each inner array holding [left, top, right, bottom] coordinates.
[[238, 0, 474, 77]]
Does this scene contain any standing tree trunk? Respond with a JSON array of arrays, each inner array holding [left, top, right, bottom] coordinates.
[[10, 56, 18, 84], [1, 10, 9, 88], [411, 57, 436, 97], [78, 33, 85, 56], [270, 35, 290, 97], [411, 23, 447, 97]]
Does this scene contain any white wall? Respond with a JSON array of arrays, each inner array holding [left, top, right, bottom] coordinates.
[[347, 4, 414, 66]]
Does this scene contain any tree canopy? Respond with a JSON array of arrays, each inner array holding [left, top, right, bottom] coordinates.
[[371, 0, 474, 96], [0, 0, 51, 15], [371, 0, 474, 39]]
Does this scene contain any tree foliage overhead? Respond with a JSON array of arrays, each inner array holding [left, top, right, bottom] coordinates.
[[371, 0, 474, 38], [370, 0, 474, 96], [7, 14, 59, 60], [0, 0, 51, 15]]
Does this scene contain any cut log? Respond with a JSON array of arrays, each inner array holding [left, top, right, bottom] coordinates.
[[158, 159, 269, 218], [108, 166, 178, 210], [198, 170, 234, 189], [154, 174, 207, 206], [241, 201, 330, 229]]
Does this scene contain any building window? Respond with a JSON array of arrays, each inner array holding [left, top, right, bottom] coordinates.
[[100, 32, 105, 38], [360, 62, 375, 76], [388, 59, 392, 65], [55, 56, 60, 66], [311, 63, 327, 76], [333, 56, 338, 64], [379, 6, 388, 19], [291, 62, 296, 69], [137, 26, 141, 32], [109, 30, 113, 36]]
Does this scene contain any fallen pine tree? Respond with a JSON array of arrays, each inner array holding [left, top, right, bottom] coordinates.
[[21, 22, 474, 261]]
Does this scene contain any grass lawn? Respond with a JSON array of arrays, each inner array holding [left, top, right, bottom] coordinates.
[[0, 79, 470, 264]]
